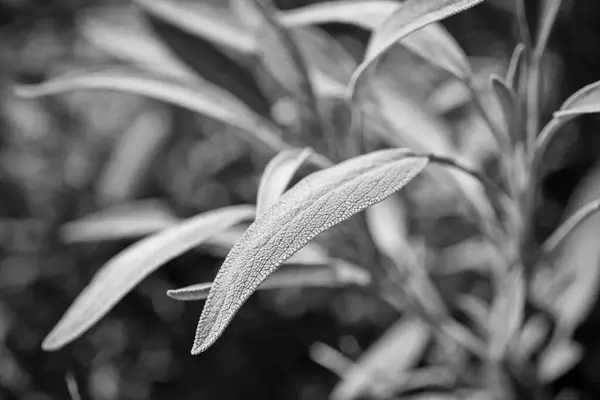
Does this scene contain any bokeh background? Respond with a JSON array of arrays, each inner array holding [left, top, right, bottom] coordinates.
[[2, 0, 600, 399]]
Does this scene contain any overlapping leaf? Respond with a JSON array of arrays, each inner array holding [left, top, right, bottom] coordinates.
[[167, 259, 370, 301], [191, 149, 428, 354], [348, 0, 484, 97], [256, 148, 313, 216], [42, 205, 256, 351]]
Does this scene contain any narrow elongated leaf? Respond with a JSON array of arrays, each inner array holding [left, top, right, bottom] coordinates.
[[538, 339, 582, 382], [535, 0, 562, 57], [191, 149, 428, 354], [490, 75, 517, 143], [487, 267, 525, 361], [42, 205, 256, 351], [505, 43, 526, 90], [365, 194, 410, 262], [15, 67, 289, 154], [331, 316, 431, 400], [79, 5, 195, 80], [167, 260, 370, 301], [257, 148, 313, 216], [134, 0, 256, 54], [60, 199, 179, 243], [348, 0, 484, 96], [552, 80, 600, 118], [277, 0, 401, 31]]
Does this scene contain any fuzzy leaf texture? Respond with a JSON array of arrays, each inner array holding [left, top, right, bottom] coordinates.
[[256, 148, 313, 216], [348, 0, 484, 97], [167, 260, 370, 301], [42, 205, 256, 351], [191, 149, 428, 354], [14, 67, 290, 154]]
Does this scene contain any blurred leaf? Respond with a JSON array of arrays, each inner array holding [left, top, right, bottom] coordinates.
[[513, 313, 551, 364], [277, 0, 401, 30], [60, 199, 179, 243], [256, 148, 313, 216], [191, 149, 428, 354], [78, 5, 195, 80], [516, 0, 531, 46], [456, 294, 489, 336], [542, 160, 600, 339], [552, 80, 600, 119], [166, 259, 371, 301], [96, 107, 171, 205], [505, 43, 526, 90], [348, 0, 484, 96], [310, 342, 353, 377], [331, 316, 430, 400], [535, 0, 562, 57], [15, 67, 290, 154], [145, 12, 272, 117], [42, 205, 256, 351], [365, 194, 410, 263], [134, 0, 256, 54], [487, 267, 525, 361], [538, 339, 582, 382], [490, 75, 516, 144], [230, 0, 264, 32]]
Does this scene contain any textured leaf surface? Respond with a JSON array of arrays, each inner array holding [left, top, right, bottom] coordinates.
[[15, 67, 288, 153], [42, 205, 256, 351], [331, 316, 430, 400], [60, 199, 179, 243], [277, 0, 401, 31], [134, 0, 256, 54], [167, 260, 370, 301], [191, 149, 428, 354], [257, 148, 313, 216], [348, 0, 484, 96]]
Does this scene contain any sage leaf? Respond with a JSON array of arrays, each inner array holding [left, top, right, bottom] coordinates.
[[42, 205, 256, 351], [535, 0, 562, 57], [348, 0, 484, 96], [277, 0, 401, 31], [505, 43, 526, 90], [552, 80, 600, 119], [331, 316, 430, 400], [14, 67, 290, 154], [79, 5, 195, 80], [60, 199, 179, 243], [167, 259, 370, 301], [490, 74, 517, 143], [256, 148, 313, 216], [538, 339, 582, 382], [191, 149, 428, 354], [134, 0, 256, 54]]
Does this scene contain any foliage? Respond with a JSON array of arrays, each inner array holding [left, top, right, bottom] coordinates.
[[10, 0, 600, 399]]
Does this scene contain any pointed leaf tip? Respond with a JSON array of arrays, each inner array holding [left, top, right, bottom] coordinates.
[[42, 205, 255, 351], [190, 149, 428, 354]]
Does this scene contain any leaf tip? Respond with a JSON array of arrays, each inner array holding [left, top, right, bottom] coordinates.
[[13, 84, 39, 98]]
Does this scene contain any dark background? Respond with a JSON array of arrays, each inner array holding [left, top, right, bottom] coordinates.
[[1, 0, 600, 399]]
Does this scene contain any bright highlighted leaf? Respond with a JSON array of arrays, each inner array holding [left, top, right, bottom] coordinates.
[[15, 67, 289, 154], [348, 0, 484, 96], [535, 0, 562, 57], [277, 0, 401, 30], [191, 149, 428, 354], [331, 316, 430, 400], [167, 260, 370, 301], [552, 80, 600, 119], [134, 0, 256, 54], [42, 205, 256, 351], [257, 148, 313, 216]]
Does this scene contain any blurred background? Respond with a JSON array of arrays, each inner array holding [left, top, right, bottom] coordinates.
[[2, 0, 600, 399]]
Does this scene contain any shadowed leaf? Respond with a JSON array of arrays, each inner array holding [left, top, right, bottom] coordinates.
[[191, 149, 428, 354], [167, 260, 370, 301], [490, 75, 516, 143], [348, 0, 484, 96], [331, 316, 431, 400], [257, 148, 313, 216], [42, 205, 256, 351]]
